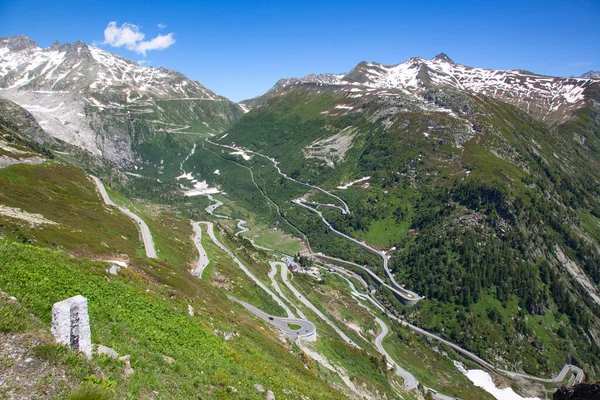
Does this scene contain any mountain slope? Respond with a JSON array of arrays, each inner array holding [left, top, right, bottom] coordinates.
[[581, 70, 600, 79], [0, 100, 361, 400], [216, 55, 600, 378], [0, 35, 243, 165]]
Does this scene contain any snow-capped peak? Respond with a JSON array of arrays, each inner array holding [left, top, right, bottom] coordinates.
[[260, 54, 594, 122], [580, 70, 600, 79], [431, 53, 455, 64], [0, 35, 242, 164], [0, 36, 221, 102]]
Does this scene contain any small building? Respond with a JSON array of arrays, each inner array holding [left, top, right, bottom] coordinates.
[[284, 257, 302, 272], [367, 284, 376, 294]]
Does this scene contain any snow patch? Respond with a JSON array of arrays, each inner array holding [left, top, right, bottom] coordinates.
[[229, 150, 252, 160], [453, 361, 540, 400], [337, 176, 371, 189]]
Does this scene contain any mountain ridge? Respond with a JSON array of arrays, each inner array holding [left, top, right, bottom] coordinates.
[[0, 34, 243, 165], [243, 53, 596, 125], [581, 70, 600, 79]]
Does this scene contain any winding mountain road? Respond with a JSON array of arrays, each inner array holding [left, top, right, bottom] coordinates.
[[291, 199, 421, 303], [200, 140, 585, 394], [276, 261, 359, 348], [268, 262, 307, 319], [90, 175, 157, 258], [206, 139, 350, 214], [202, 221, 295, 318], [191, 221, 210, 278], [373, 317, 418, 390], [229, 296, 316, 341], [498, 365, 584, 385], [205, 139, 420, 304]]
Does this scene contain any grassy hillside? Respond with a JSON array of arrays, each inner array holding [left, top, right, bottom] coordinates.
[[219, 84, 600, 378], [0, 239, 349, 399]]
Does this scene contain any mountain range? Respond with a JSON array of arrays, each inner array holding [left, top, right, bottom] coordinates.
[[0, 35, 243, 165], [1, 34, 600, 399]]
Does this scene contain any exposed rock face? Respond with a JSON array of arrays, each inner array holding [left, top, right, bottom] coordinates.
[[553, 383, 600, 400], [50, 295, 92, 359], [0, 97, 54, 144]]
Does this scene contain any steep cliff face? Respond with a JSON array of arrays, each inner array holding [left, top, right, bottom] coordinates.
[[553, 383, 600, 400], [0, 35, 244, 166]]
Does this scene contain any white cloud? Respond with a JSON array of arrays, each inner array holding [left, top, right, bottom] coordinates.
[[136, 33, 175, 55], [101, 21, 175, 55], [158, 23, 166, 29]]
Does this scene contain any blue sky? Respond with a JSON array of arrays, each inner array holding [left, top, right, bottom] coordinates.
[[1, 0, 599, 101]]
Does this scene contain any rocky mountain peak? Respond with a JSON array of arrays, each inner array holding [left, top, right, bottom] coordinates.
[[581, 70, 600, 79], [6, 35, 39, 51], [63, 40, 93, 60], [431, 53, 454, 64], [49, 40, 61, 50]]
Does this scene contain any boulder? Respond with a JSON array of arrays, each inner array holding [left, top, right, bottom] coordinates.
[[96, 345, 119, 359]]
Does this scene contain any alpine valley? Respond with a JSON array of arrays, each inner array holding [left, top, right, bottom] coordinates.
[[1, 34, 600, 400]]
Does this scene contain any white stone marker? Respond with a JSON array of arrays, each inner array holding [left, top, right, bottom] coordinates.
[[51, 295, 92, 359]]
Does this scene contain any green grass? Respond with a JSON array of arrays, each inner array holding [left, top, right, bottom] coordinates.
[[577, 210, 600, 243], [381, 324, 494, 400], [0, 295, 43, 333], [0, 162, 142, 257], [287, 323, 302, 331], [0, 239, 347, 399], [67, 384, 116, 400], [104, 185, 198, 268]]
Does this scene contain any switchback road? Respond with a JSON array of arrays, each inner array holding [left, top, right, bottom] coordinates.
[[229, 296, 316, 341], [90, 175, 157, 258]]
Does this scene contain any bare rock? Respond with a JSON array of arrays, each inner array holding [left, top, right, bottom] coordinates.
[[96, 344, 119, 359], [124, 364, 135, 376], [162, 355, 175, 365], [254, 384, 265, 393], [214, 328, 239, 341]]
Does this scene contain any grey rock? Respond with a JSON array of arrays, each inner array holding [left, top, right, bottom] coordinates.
[[254, 384, 265, 393], [162, 355, 175, 365], [266, 390, 275, 400], [96, 345, 119, 359], [124, 365, 135, 376], [108, 264, 120, 276], [51, 295, 92, 359]]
